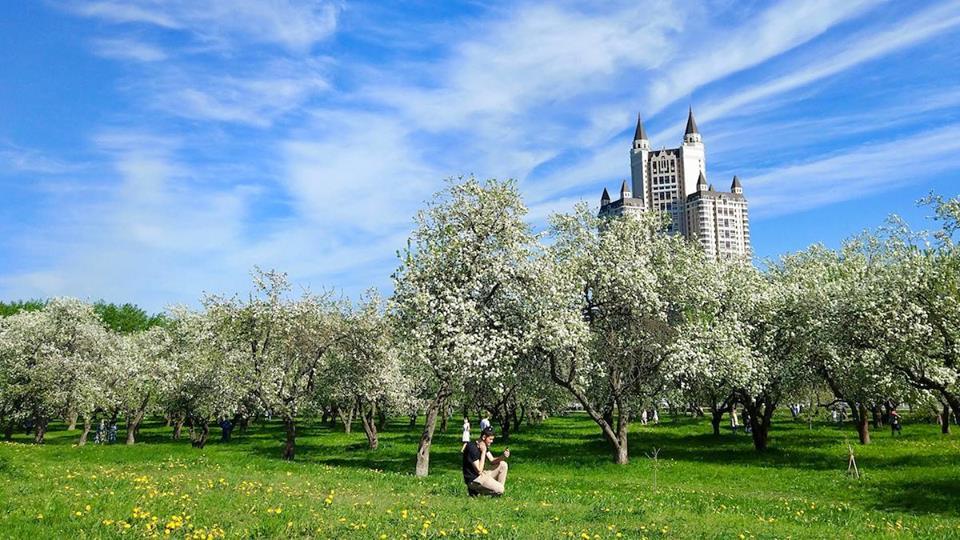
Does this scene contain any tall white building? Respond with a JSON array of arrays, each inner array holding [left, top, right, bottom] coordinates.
[[600, 108, 751, 260]]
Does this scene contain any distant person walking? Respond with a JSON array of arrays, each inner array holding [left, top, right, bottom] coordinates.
[[461, 417, 471, 452], [890, 409, 902, 436], [219, 418, 234, 442]]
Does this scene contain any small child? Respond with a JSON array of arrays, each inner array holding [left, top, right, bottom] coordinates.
[[461, 417, 471, 452]]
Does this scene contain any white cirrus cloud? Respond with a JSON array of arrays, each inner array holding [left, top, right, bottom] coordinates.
[[744, 124, 960, 219], [68, 0, 340, 53], [90, 36, 168, 62]]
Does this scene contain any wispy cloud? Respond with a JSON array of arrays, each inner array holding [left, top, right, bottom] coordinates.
[[68, 0, 339, 52], [148, 59, 331, 126], [281, 109, 435, 232], [647, 0, 878, 112], [0, 143, 84, 174], [693, 1, 960, 127], [746, 124, 960, 219], [90, 37, 167, 62]]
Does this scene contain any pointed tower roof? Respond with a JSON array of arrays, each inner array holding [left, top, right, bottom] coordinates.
[[685, 106, 699, 135], [708, 184, 715, 191], [601, 187, 611, 204], [697, 171, 707, 186], [731, 175, 742, 189], [620, 180, 629, 197], [633, 113, 648, 141]]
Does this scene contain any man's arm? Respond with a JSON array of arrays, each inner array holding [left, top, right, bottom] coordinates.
[[487, 451, 503, 467], [473, 442, 487, 474]]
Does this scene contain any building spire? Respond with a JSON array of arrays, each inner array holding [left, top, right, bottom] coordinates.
[[685, 106, 699, 135], [620, 179, 631, 198], [697, 171, 707, 190], [633, 113, 648, 141], [601, 187, 611, 205], [731, 175, 743, 194]]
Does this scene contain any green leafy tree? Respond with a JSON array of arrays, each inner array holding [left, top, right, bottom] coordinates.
[[93, 302, 166, 333]]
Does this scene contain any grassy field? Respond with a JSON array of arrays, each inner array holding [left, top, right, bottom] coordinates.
[[1, 413, 959, 539]]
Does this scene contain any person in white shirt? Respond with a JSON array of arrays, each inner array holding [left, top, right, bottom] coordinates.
[[461, 417, 471, 452]]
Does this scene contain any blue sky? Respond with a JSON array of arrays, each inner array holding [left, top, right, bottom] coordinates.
[[1, 0, 959, 312]]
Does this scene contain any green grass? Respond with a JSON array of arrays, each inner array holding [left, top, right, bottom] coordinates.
[[1, 414, 959, 539]]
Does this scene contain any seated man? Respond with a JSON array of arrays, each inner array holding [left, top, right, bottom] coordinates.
[[462, 427, 509, 496]]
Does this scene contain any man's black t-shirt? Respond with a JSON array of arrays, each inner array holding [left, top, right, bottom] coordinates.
[[462, 441, 481, 484]]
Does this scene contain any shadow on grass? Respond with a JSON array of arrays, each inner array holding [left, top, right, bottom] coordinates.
[[871, 478, 960, 515]]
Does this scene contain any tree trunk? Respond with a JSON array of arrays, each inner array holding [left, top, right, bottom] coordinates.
[[190, 419, 210, 449], [750, 417, 768, 451], [237, 414, 249, 434], [847, 401, 860, 424], [439, 406, 449, 433], [173, 416, 184, 440], [126, 417, 141, 445], [515, 405, 525, 433], [611, 401, 630, 464], [67, 410, 78, 431], [499, 414, 511, 442], [34, 418, 48, 444], [78, 418, 92, 446], [360, 402, 379, 450], [856, 403, 871, 444], [415, 388, 447, 477], [601, 398, 614, 430], [742, 395, 774, 452], [282, 418, 296, 460], [126, 395, 150, 445], [338, 405, 354, 434], [710, 408, 724, 437], [941, 391, 960, 432], [614, 440, 628, 464], [409, 414, 417, 428], [871, 404, 882, 428], [377, 408, 387, 431], [942, 403, 951, 435]]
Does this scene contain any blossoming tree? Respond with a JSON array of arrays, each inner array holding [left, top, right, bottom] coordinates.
[[205, 269, 347, 460], [393, 178, 538, 476], [533, 205, 705, 464]]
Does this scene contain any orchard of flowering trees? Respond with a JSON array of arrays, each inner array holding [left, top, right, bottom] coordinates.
[[1, 178, 959, 474]]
